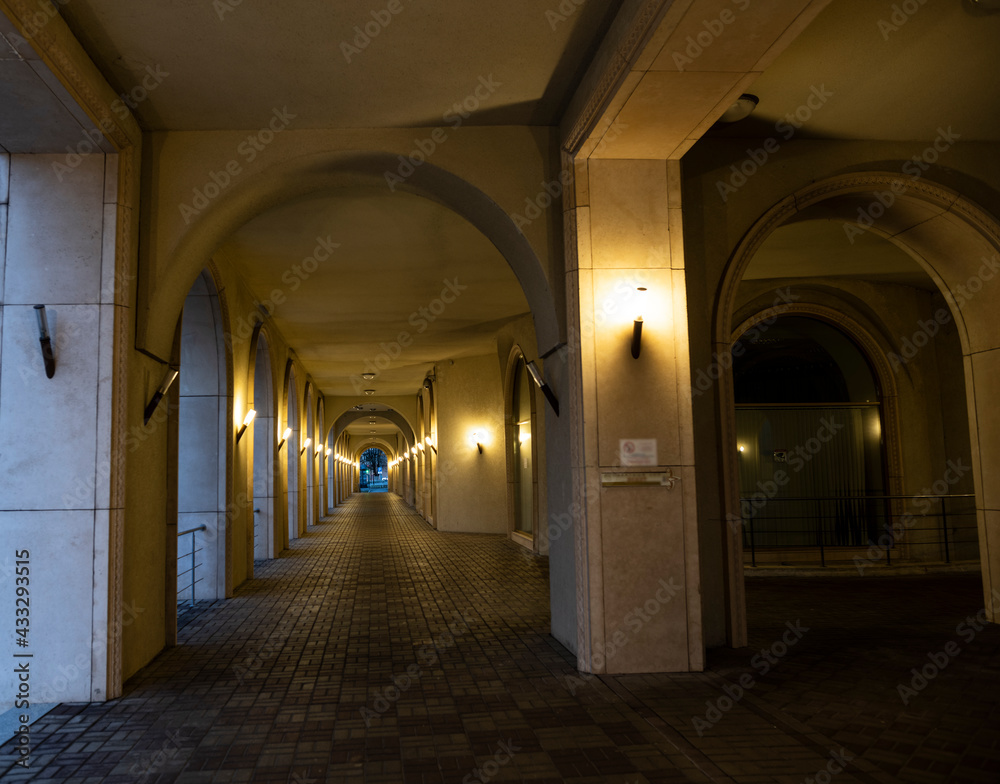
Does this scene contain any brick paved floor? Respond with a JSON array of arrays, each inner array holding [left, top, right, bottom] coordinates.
[[1, 493, 998, 783]]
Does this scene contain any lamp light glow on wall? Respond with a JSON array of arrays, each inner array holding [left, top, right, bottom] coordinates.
[[143, 367, 180, 425], [525, 360, 559, 416], [236, 409, 256, 442], [300, 437, 312, 455], [473, 431, 483, 454], [631, 287, 647, 359], [278, 427, 292, 451]]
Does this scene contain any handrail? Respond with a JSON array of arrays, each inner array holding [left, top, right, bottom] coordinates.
[[177, 525, 207, 607], [737, 494, 977, 567]]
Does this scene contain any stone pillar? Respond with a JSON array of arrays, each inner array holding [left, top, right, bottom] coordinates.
[[565, 156, 703, 673]]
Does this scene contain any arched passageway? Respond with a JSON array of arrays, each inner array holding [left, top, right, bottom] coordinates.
[[359, 448, 389, 492], [285, 365, 301, 542], [716, 174, 993, 644], [175, 269, 230, 612], [251, 329, 276, 562]]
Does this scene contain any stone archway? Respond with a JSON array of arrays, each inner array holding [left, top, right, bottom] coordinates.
[[715, 173, 1000, 645]]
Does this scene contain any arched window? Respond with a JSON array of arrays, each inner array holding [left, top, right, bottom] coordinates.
[[733, 316, 885, 550], [511, 355, 535, 538]]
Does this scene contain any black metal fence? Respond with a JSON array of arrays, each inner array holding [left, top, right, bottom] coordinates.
[[738, 494, 978, 567]]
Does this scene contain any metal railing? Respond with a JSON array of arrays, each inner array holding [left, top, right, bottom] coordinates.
[[738, 494, 977, 567], [177, 525, 207, 607]]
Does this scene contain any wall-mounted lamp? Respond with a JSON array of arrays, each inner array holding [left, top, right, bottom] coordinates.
[[417, 441, 425, 452], [631, 287, 647, 359], [236, 409, 256, 442], [315, 443, 323, 456], [34, 305, 56, 379], [278, 427, 292, 451], [300, 437, 312, 456], [326, 448, 332, 457], [473, 432, 483, 454], [425, 435, 437, 454], [143, 367, 180, 425], [525, 360, 559, 416]]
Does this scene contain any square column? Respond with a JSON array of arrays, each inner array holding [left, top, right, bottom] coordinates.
[[564, 156, 703, 673]]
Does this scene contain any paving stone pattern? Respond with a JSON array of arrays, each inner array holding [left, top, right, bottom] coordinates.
[[1, 493, 998, 783]]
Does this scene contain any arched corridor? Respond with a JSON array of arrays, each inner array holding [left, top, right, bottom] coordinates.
[[3, 495, 999, 782], [5, 0, 1000, 780]]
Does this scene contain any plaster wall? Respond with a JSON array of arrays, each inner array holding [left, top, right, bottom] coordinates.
[[434, 354, 508, 534]]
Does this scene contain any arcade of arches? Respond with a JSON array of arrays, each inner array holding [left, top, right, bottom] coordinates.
[[3, 0, 1000, 719]]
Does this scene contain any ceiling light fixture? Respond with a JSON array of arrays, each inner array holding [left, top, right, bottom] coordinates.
[[718, 93, 758, 123], [362, 372, 376, 380], [364, 389, 375, 396]]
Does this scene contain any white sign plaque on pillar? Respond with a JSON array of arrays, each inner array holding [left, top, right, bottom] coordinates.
[[619, 438, 657, 467]]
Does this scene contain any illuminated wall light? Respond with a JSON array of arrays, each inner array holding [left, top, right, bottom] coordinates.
[[315, 443, 323, 455], [738, 445, 745, 453], [425, 435, 437, 454], [278, 427, 292, 451], [473, 431, 483, 455], [300, 437, 312, 456], [326, 448, 332, 457], [236, 409, 256, 442], [631, 286, 647, 359]]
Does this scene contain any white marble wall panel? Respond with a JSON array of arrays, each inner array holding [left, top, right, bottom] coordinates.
[[0, 511, 96, 711], [4, 155, 104, 305]]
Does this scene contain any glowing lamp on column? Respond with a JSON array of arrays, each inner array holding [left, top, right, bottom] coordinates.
[[425, 435, 437, 454], [471, 431, 484, 454], [278, 427, 292, 451], [300, 437, 312, 456], [631, 287, 647, 359], [236, 409, 256, 442], [325, 448, 332, 457]]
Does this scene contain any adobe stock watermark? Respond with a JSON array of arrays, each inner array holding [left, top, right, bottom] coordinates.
[[692, 619, 809, 736], [129, 729, 190, 782], [179, 106, 296, 224], [877, 0, 929, 40], [670, 0, 751, 71], [691, 287, 799, 397], [51, 65, 170, 181], [384, 75, 502, 191], [800, 749, 855, 784], [853, 458, 971, 574], [225, 235, 341, 350], [2, 0, 70, 47], [462, 740, 520, 784], [544, 0, 585, 30], [888, 254, 999, 371], [716, 85, 834, 202], [732, 417, 845, 532], [897, 587, 1000, 705], [843, 126, 960, 243], [348, 277, 467, 391], [360, 611, 474, 726], [340, 0, 409, 63], [509, 120, 628, 233], [563, 577, 682, 695]]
